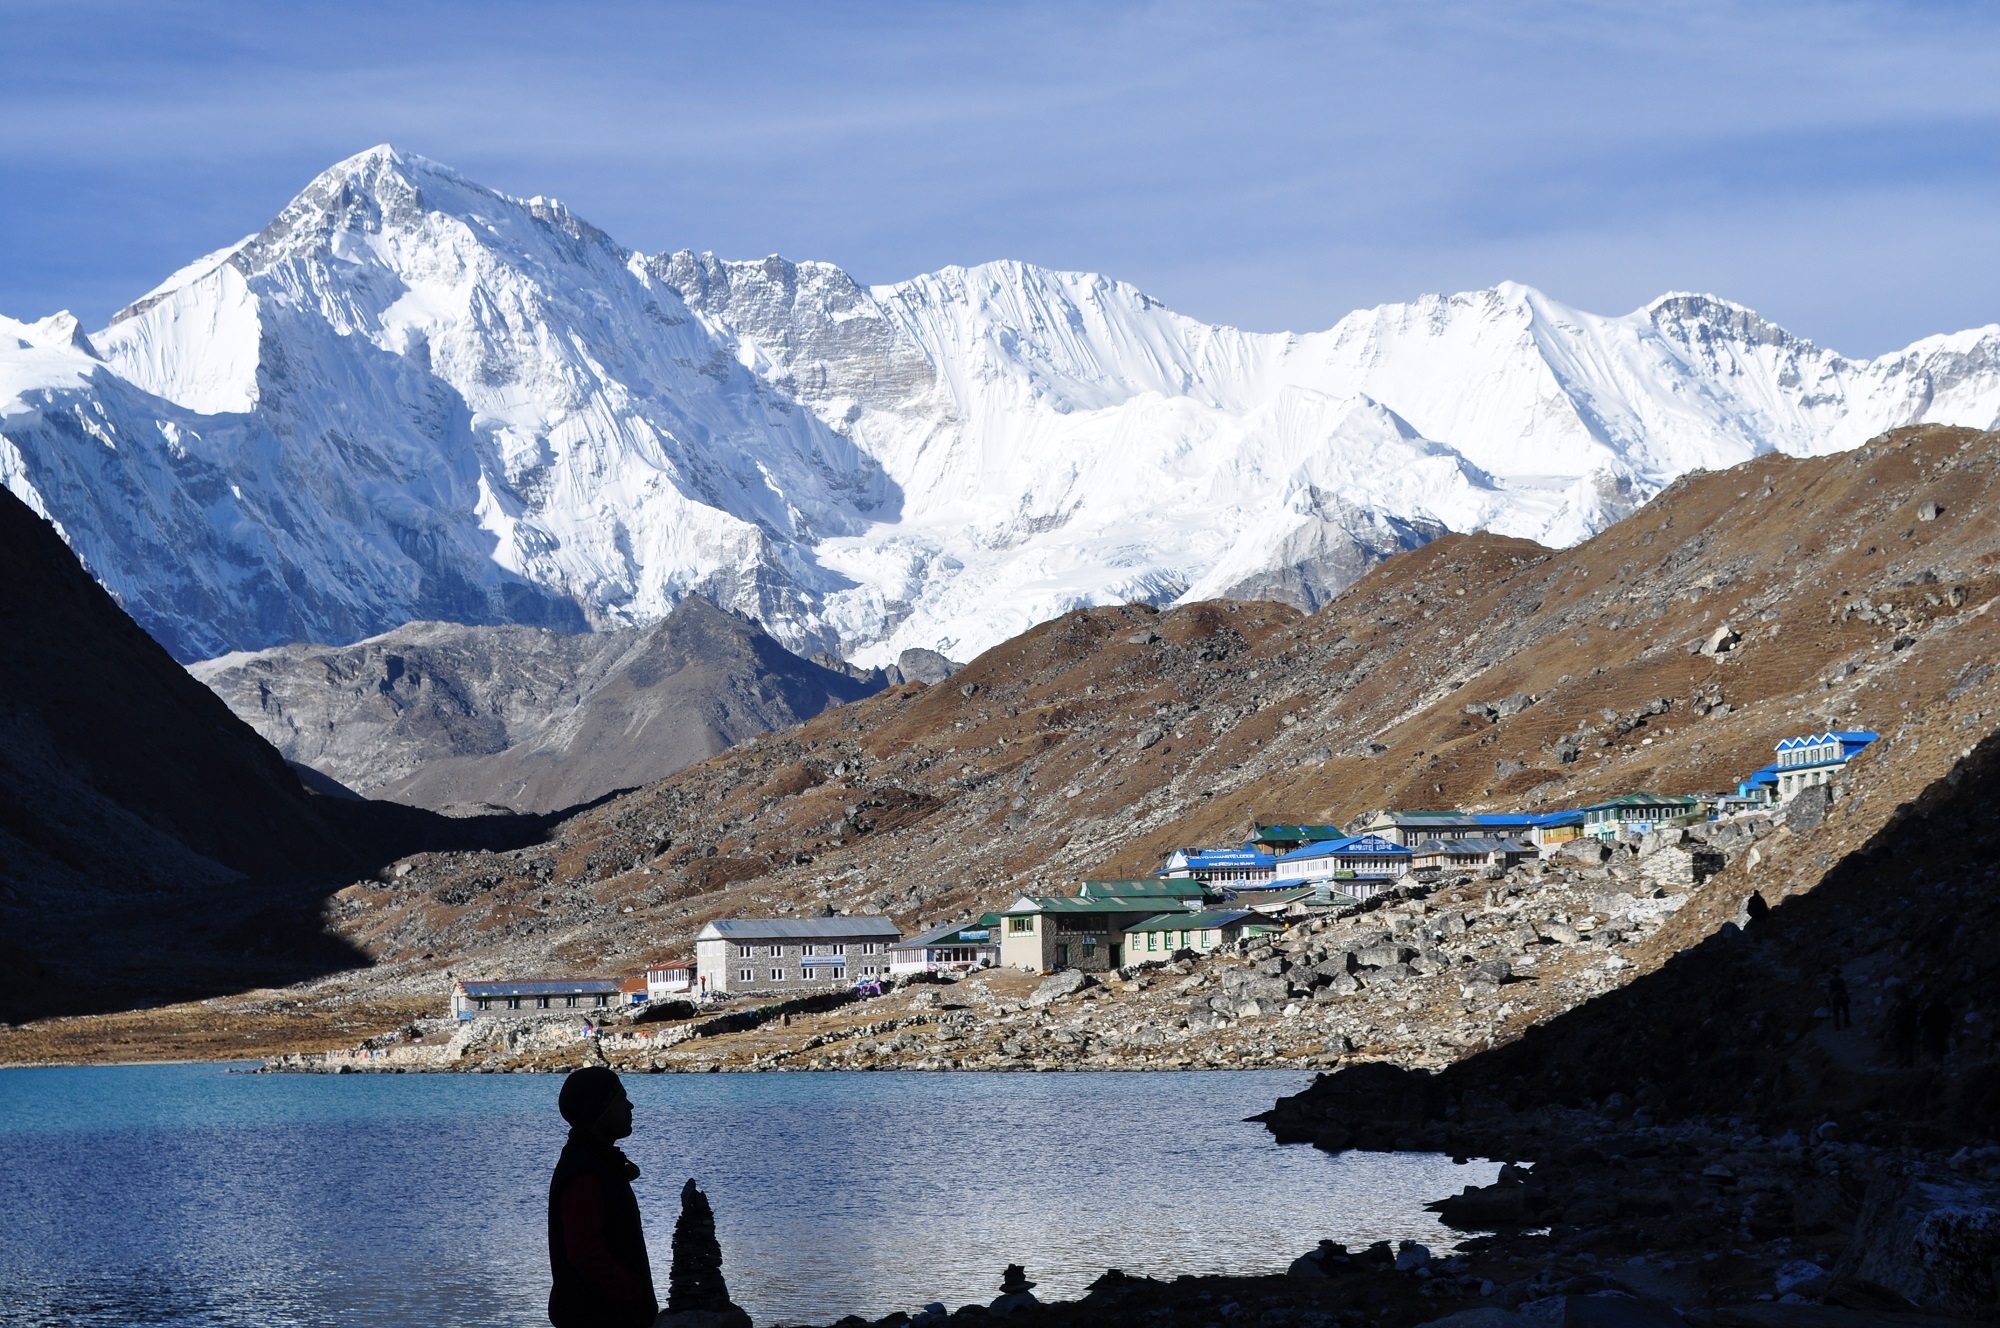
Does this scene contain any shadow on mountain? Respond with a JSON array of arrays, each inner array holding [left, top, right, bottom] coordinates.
[[1262, 725, 2000, 1152], [0, 486, 595, 1024]]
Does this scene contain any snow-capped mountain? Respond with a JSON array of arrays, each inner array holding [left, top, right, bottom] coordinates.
[[3, 147, 1997, 665]]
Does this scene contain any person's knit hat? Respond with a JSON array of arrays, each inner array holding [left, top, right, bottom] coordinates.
[[558, 1066, 625, 1127]]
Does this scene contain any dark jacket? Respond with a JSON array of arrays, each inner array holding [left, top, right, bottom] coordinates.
[[548, 1129, 658, 1328]]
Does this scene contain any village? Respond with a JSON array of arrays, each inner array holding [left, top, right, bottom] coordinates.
[[264, 725, 1873, 1076]]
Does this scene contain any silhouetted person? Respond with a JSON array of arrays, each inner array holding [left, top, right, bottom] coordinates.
[[1918, 995, 1953, 1063], [1827, 971, 1851, 1031], [1744, 892, 1772, 929], [548, 1067, 658, 1328], [1887, 987, 1918, 1068]]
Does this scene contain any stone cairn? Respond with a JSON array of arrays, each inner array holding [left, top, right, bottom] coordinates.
[[664, 1179, 750, 1328], [989, 1264, 1040, 1318]]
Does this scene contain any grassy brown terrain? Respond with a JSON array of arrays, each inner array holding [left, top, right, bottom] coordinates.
[[5, 424, 1997, 1064]]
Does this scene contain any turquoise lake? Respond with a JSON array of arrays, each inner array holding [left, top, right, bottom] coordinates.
[[0, 1064, 1497, 1326]]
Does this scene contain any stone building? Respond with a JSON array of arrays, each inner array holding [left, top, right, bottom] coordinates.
[[451, 978, 622, 1020], [997, 895, 1185, 972], [694, 917, 901, 996]]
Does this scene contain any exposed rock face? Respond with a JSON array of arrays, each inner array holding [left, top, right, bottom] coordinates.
[[192, 596, 881, 813]]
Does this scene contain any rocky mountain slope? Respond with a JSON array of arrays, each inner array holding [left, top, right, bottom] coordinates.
[[4, 148, 1997, 667], [64, 423, 1974, 1031], [192, 596, 883, 814]]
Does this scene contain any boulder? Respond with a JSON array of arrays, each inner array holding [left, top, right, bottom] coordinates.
[[1028, 970, 1090, 1005], [1559, 838, 1612, 864], [1832, 1169, 2000, 1316], [1786, 785, 1834, 833], [895, 648, 960, 685]]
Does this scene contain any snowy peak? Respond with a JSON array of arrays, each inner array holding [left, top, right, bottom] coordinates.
[[5, 148, 2000, 669]]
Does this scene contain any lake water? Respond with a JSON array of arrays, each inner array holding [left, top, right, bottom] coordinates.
[[0, 1065, 1496, 1327]]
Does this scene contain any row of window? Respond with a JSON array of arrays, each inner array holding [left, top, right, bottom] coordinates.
[[473, 994, 611, 1010], [734, 965, 883, 983], [733, 942, 883, 958], [1779, 746, 1840, 767], [1137, 928, 1220, 953]]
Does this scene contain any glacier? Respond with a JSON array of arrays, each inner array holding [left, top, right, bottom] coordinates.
[[2, 146, 1997, 665]]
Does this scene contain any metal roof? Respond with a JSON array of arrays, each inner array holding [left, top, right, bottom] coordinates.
[[1276, 833, 1411, 862], [697, 916, 902, 941], [1124, 909, 1256, 932], [1079, 878, 1207, 898], [1000, 895, 1188, 916], [1473, 813, 1536, 826], [1523, 810, 1585, 827], [1367, 810, 1482, 824], [889, 920, 999, 950], [1578, 792, 1702, 811], [457, 979, 622, 997]]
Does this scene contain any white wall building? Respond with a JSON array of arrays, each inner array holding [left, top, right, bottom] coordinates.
[[694, 917, 901, 996]]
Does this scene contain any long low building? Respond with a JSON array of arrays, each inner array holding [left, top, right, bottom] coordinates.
[[1120, 908, 1275, 961], [451, 978, 622, 1019], [694, 916, 902, 995]]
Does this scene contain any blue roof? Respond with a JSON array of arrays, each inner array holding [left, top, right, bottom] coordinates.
[[1523, 809, 1585, 827], [1275, 833, 1411, 863], [1473, 813, 1536, 826]]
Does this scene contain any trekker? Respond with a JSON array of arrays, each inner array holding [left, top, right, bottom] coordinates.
[[1827, 970, 1851, 1031], [548, 1067, 659, 1328]]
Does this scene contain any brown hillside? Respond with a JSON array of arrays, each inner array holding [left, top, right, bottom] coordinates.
[[287, 425, 1998, 1000]]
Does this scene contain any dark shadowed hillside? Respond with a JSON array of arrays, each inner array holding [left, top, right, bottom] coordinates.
[[0, 486, 559, 1022]]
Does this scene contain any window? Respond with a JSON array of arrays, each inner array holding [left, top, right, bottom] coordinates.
[[737, 944, 753, 959], [768, 944, 783, 957], [477, 998, 491, 1010], [1146, 932, 1159, 952], [738, 968, 754, 982], [830, 943, 845, 955], [507, 997, 521, 1009], [802, 944, 817, 956], [770, 969, 786, 982], [565, 995, 578, 1008], [595, 995, 609, 1007], [537, 996, 551, 1009], [1009, 916, 1034, 933]]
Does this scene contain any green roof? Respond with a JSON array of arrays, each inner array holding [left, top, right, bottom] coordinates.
[[976, 912, 1001, 928], [1124, 909, 1255, 932], [1078, 878, 1206, 898], [1001, 896, 1184, 916]]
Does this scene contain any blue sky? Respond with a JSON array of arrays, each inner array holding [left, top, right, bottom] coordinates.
[[2, 0, 1997, 355]]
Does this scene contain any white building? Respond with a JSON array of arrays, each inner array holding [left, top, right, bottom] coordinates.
[[694, 917, 901, 996], [887, 918, 1000, 975], [644, 962, 693, 999]]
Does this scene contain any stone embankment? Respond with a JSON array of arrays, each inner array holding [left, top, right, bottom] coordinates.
[[266, 813, 1781, 1077]]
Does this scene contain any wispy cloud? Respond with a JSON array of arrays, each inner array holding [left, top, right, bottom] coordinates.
[[2, 0, 1996, 353]]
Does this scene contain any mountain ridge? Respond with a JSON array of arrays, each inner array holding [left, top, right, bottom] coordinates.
[[3, 145, 1997, 666]]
